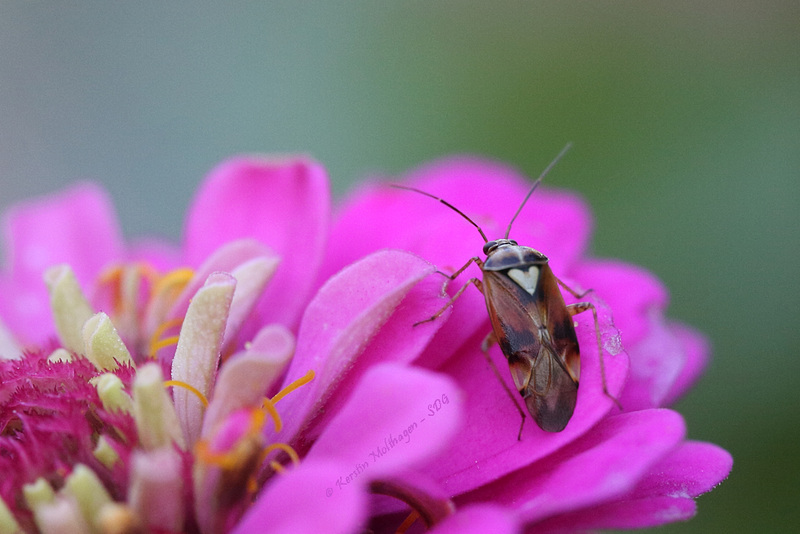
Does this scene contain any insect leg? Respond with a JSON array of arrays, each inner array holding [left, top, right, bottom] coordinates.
[[412, 256, 483, 326], [482, 331, 528, 440], [443, 256, 482, 281], [556, 276, 593, 299], [566, 301, 623, 410], [413, 277, 481, 326]]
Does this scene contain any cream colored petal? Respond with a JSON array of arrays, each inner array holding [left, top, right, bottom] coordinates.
[[133, 363, 186, 450], [221, 256, 280, 352], [201, 323, 295, 440], [44, 265, 93, 354], [170, 272, 236, 446], [82, 313, 133, 370], [128, 448, 184, 533], [62, 465, 112, 533]]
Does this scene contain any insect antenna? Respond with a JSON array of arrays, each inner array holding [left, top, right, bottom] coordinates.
[[505, 142, 573, 239], [390, 184, 489, 243]]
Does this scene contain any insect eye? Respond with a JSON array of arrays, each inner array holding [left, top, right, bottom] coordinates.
[[483, 241, 497, 255]]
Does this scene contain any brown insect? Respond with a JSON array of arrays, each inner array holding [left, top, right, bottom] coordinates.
[[395, 145, 618, 436]]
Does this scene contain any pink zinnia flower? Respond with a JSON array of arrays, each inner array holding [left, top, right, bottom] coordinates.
[[316, 156, 732, 532], [0, 154, 730, 534]]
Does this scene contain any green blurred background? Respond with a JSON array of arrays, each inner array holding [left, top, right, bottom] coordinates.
[[1, 2, 797, 532]]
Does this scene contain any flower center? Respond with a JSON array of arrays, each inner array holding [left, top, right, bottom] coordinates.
[[1, 256, 311, 533], [97, 262, 195, 362]]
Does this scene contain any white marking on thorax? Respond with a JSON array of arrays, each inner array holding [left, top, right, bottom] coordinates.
[[507, 266, 540, 295]]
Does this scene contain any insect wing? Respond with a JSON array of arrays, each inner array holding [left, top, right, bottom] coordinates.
[[483, 266, 578, 432], [539, 264, 581, 383]]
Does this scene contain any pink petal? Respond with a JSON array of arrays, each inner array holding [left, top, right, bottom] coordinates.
[[233, 460, 367, 534], [220, 256, 281, 351], [184, 156, 330, 329], [619, 313, 687, 411], [573, 260, 711, 410], [418, 291, 629, 494], [460, 410, 686, 524], [323, 180, 498, 368], [168, 239, 279, 353], [324, 158, 595, 369], [304, 363, 464, 481], [429, 504, 520, 534], [569, 259, 668, 348], [150, 239, 279, 360], [128, 448, 185, 532], [324, 180, 493, 282], [3, 182, 124, 285], [662, 323, 710, 405], [1, 182, 124, 345], [325, 156, 593, 282], [126, 237, 183, 272], [529, 434, 732, 531], [533, 496, 696, 533], [402, 156, 593, 269], [621, 314, 711, 411], [201, 324, 295, 439], [413, 293, 489, 370], [238, 364, 463, 534], [270, 250, 449, 449], [169, 239, 277, 325], [629, 440, 733, 499], [367, 470, 455, 522]]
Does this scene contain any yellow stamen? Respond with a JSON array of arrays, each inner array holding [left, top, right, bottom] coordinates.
[[148, 335, 181, 358], [258, 398, 283, 433], [396, 511, 420, 534], [195, 434, 300, 482], [97, 265, 124, 285], [194, 368, 314, 495], [151, 267, 194, 299], [270, 369, 316, 404], [148, 317, 184, 358], [163, 380, 209, 407], [262, 442, 300, 466], [268, 461, 285, 474], [248, 405, 267, 432]]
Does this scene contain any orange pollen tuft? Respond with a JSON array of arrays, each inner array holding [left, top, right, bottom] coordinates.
[[96, 265, 125, 316], [98, 264, 124, 287], [195, 439, 239, 470], [194, 368, 315, 492], [97, 262, 160, 316]]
